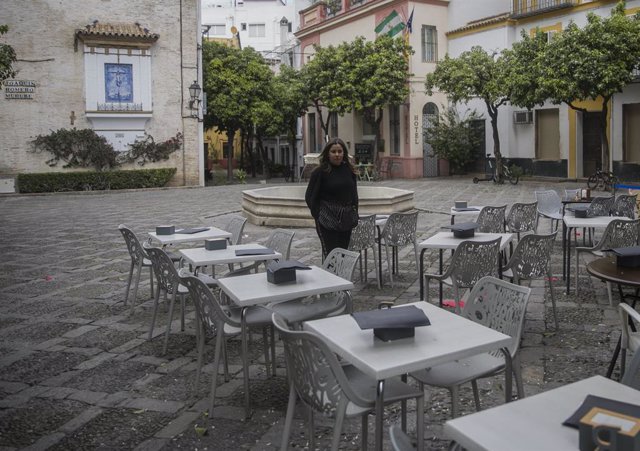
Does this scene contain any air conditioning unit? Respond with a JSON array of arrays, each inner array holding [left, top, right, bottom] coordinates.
[[513, 110, 534, 124]]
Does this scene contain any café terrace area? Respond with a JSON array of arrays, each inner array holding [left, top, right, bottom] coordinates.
[[0, 177, 637, 450]]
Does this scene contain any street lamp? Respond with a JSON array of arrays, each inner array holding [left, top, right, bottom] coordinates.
[[188, 81, 201, 117]]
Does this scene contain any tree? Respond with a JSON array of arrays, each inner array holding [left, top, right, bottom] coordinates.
[[202, 41, 273, 181], [426, 47, 509, 179], [424, 106, 483, 174], [536, 2, 640, 171], [0, 25, 17, 86], [335, 36, 412, 162]]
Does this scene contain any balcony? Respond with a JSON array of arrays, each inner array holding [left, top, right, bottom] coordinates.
[[510, 0, 576, 19]]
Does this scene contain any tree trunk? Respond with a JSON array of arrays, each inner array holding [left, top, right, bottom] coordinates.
[[313, 101, 331, 144], [487, 103, 503, 180], [258, 137, 270, 179], [600, 97, 611, 172], [226, 129, 235, 182], [289, 125, 298, 181]]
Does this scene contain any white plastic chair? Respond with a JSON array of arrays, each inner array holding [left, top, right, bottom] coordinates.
[[534, 190, 563, 233], [349, 214, 380, 288], [619, 303, 640, 380], [412, 277, 531, 418]]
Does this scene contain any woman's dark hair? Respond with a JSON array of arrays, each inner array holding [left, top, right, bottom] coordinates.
[[318, 137, 356, 174]]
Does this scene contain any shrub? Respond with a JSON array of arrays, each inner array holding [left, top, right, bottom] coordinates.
[[31, 128, 118, 171], [234, 168, 247, 184], [119, 133, 183, 166], [17, 168, 176, 193]]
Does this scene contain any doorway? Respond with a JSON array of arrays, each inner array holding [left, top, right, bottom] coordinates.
[[422, 103, 438, 177], [582, 112, 602, 176]]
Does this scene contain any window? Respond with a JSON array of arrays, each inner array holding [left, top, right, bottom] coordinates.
[[210, 24, 226, 36], [362, 110, 376, 137], [329, 112, 338, 138], [241, 23, 247, 31], [624, 103, 640, 163], [248, 24, 265, 38], [390, 105, 400, 155], [288, 22, 292, 33], [422, 26, 437, 62], [308, 113, 317, 152]]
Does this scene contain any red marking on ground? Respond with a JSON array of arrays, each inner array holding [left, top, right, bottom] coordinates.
[[442, 299, 465, 309]]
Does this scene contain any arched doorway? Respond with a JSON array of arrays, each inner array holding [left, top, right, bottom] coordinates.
[[423, 103, 438, 177]]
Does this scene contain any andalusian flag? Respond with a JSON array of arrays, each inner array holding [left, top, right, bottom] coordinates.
[[375, 10, 405, 37]]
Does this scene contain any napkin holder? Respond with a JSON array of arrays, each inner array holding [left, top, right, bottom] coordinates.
[[455, 201, 468, 209], [444, 222, 479, 239], [578, 407, 640, 451], [205, 238, 227, 251], [156, 225, 175, 235], [573, 206, 589, 218], [352, 305, 430, 342], [613, 247, 640, 268], [267, 267, 296, 284]]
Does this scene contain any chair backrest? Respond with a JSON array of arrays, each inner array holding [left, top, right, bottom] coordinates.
[[612, 194, 638, 219], [506, 202, 538, 234], [180, 271, 240, 331], [534, 190, 561, 216], [118, 224, 146, 266], [144, 245, 181, 294], [266, 229, 295, 260], [272, 314, 369, 417], [622, 350, 640, 390], [587, 196, 614, 217], [476, 205, 506, 233], [348, 215, 376, 252], [322, 248, 360, 281], [449, 238, 501, 289], [596, 219, 640, 251], [225, 216, 248, 245], [564, 189, 581, 200], [389, 424, 416, 451], [462, 276, 531, 358], [504, 233, 556, 280], [381, 211, 419, 247]]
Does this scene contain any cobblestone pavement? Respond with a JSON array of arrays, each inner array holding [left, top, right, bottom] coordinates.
[[0, 177, 625, 450]]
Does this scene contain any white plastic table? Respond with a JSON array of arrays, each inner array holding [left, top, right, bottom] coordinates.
[[444, 375, 640, 451], [147, 226, 231, 246], [305, 301, 512, 451], [449, 206, 483, 225], [178, 244, 282, 276], [417, 232, 514, 303]]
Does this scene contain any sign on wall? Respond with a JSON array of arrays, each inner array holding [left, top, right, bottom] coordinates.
[[4, 80, 36, 99], [104, 63, 133, 103]]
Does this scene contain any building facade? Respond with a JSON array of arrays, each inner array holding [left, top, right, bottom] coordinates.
[[0, 0, 203, 191], [446, 0, 640, 180]]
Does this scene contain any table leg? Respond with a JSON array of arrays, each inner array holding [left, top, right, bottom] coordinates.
[[562, 221, 567, 280], [451, 214, 455, 225], [419, 248, 426, 301], [375, 379, 385, 451], [566, 227, 572, 295], [377, 226, 383, 285], [439, 249, 444, 308], [401, 374, 407, 431], [241, 307, 251, 419], [502, 349, 514, 403]]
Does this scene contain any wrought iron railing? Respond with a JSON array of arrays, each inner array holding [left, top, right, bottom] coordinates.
[[511, 0, 576, 18], [97, 102, 143, 112]]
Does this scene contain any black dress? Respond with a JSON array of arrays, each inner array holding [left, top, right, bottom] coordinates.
[[305, 163, 359, 259]]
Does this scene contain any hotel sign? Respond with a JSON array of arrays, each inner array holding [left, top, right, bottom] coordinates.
[[4, 80, 36, 99]]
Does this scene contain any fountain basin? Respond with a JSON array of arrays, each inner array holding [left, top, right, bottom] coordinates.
[[242, 185, 414, 227]]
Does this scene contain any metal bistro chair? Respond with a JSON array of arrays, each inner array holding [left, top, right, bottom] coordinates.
[[270, 248, 359, 324], [144, 245, 218, 354], [378, 211, 419, 288], [502, 233, 559, 330], [223, 215, 248, 272], [619, 303, 640, 381], [411, 276, 531, 418], [534, 190, 563, 233], [179, 272, 274, 420], [506, 202, 538, 241], [390, 424, 416, 451], [349, 214, 381, 288], [423, 238, 501, 313], [274, 314, 424, 451], [228, 228, 295, 276], [612, 194, 638, 219], [118, 224, 155, 307], [476, 205, 506, 233], [576, 219, 640, 304]]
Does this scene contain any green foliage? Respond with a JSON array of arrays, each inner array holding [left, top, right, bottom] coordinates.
[[17, 168, 176, 193], [425, 106, 483, 174], [32, 128, 119, 171], [508, 163, 524, 178], [503, 30, 550, 110], [233, 168, 247, 184], [0, 25, 16, 86], [426, 46, 509, 174], [119, 133, 183, 166]]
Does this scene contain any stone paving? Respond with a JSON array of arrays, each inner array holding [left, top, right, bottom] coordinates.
[[0, 177, 626, 450]]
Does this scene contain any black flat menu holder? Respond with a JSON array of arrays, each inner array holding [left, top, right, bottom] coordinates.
[[452, 207, 480, 212], [266, 260, 311, 284], [442, 222, 479, 239], [235, 248, 275, 256], [569, 206, 590, 218], [352, 305, 430, 342], [612, 246, 640, 268], [175, 227, 210, 234], [564, 395, 640, 429]]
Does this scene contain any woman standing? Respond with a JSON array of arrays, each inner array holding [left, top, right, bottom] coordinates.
[[305, 138, 359, 259]]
